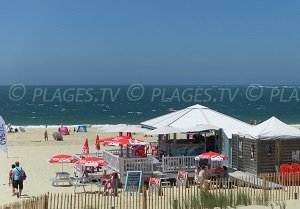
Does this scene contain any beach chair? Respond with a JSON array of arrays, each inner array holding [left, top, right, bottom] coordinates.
[[280, 164, 290, 185], [68, 177, 88, 193], [290, 163, 300, 185]]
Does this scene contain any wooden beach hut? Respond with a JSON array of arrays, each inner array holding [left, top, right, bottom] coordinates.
[[141, 104, 252, 167], [232, 116, 300, 175]]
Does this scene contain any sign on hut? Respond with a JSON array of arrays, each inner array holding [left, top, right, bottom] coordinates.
[[125, 171, 142, 192]]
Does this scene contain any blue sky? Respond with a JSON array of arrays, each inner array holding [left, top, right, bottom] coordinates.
[[0, 0, 299, 85]]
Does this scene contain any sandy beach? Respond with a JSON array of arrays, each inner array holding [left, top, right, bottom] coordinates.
[[1, 126, 300, 208], [0, 127, 156, 204]]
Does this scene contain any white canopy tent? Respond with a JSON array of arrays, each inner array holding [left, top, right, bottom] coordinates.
[[141, 104, 251, 138], [100, 124, 148, 133], [183, 124, 219, 133], [147, 126, 184, 135], [239, 116, 300, 140]]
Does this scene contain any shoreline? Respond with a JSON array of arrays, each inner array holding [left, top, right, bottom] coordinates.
[[7, 123, 300, 129], [6, 124, 141, 129]]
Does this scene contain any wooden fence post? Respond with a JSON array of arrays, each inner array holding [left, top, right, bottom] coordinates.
[[44, 193, 49, 209], [142, 187, 147, 209], [262, 175, 267, 202], [173, 200, 178, 209]]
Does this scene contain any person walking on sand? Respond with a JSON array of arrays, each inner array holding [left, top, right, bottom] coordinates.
[[9, 164, 16, 195], [12, 161, 26, 198]]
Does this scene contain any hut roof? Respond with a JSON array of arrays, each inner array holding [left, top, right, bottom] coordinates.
[[239, 116, 300, 140], [141, 104, 251, 138]]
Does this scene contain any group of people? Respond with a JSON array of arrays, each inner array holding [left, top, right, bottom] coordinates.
[[194, 164, 228, 188], [8, 161, 26, 198], [7, 124, 19, 133]]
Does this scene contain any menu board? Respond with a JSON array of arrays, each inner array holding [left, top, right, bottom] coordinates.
[[125, 171, 142, 192], [176, 171, 188, 186], [148, 177, 161, 192]]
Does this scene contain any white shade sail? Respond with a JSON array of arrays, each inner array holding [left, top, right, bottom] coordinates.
[[141, 104, 252, 138]]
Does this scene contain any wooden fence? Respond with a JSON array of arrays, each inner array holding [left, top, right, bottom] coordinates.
[[2, 173, 300, 209]]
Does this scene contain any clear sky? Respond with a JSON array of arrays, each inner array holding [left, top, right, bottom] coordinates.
[[0, 0, 299, 85]]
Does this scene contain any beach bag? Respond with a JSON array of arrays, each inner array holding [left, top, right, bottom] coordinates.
[[16, 168, 27, 180], [22, 171, 27, 180]]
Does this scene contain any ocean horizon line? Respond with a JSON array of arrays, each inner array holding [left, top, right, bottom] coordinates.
[[6, 123, 300, 129], [1, 84, 300, 87]]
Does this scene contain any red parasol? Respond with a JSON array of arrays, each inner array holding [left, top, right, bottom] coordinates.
[[102, 135, 137, 146], [48, 154, 78, 171], [195, 151, 228, 161], [82, 138, 89, 154], [95, 135, 101, 151], [48, 154, 78, 163], [75, 157, 109, 167]]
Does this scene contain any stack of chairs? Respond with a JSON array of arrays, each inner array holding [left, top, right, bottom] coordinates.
[[280, 163, 300, 185]]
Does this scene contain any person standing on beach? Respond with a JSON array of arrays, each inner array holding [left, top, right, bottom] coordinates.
[[44, 130, 48, 141], [9, 164, 16, 195], [44, 125, 48, 141], [12, 161, 26, 198]]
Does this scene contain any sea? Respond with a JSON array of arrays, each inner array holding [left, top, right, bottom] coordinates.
[[1, 85, 300, 126]]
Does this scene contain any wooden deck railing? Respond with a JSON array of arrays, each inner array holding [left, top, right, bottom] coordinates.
[[161, 155, 200, 173]]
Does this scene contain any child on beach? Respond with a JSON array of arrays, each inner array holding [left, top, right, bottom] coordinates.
[[9, 164, 16, 195]]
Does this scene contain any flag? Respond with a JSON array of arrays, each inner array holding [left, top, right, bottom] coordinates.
[[82, 138, 89, 154], [95, 135, 100, 151], [0, 116, 8, 153]]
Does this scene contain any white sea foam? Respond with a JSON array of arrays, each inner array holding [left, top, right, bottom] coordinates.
[[168, 108, 176, 112]]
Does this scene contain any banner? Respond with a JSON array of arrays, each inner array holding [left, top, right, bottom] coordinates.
[[0, 116, 8, 153]]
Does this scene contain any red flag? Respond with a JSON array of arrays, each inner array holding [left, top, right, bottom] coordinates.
[[82, 138, 89, 154], [95, 135, 100, 150]]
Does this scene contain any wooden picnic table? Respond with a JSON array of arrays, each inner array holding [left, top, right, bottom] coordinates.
[[51, 172, 72, 186]]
